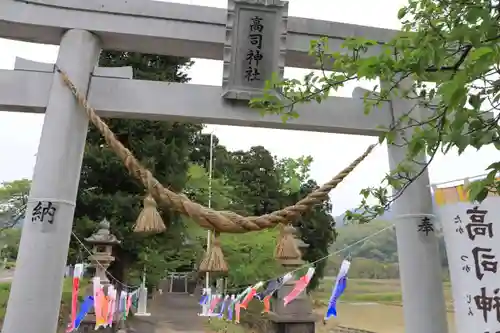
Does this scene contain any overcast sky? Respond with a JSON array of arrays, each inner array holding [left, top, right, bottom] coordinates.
[[0, 0, 498, 215]]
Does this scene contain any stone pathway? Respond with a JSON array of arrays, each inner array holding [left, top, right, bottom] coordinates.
[[0, 269, 14, 282], [131, 293, 205, 333]]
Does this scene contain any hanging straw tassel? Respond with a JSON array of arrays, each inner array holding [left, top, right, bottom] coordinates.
[[274, 224, 301, 261], [133, 194, 166, 234], [199, 232, 228, 275]]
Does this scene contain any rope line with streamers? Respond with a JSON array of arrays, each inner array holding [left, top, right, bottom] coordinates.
[[56, 67, 377, 234], [220, 223, 396, 294]]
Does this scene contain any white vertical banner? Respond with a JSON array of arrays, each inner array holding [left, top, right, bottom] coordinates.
[[433, 180, 500, 333]]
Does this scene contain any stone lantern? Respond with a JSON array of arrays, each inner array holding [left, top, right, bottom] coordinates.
[[268, 225, 316, 333], [76, 218, 121, 333], [85, 218, 121, 285]]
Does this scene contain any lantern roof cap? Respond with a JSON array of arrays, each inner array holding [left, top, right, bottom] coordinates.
[[84, 218, 121, 245]]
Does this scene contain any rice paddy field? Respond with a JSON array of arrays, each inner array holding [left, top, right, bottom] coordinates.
[[312, 278, 456, 333], [208, 278, 457, 333]]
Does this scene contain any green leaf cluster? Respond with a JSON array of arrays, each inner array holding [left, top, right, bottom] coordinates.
[[0, 179, 30, 225], [254, 0, 500, 222]]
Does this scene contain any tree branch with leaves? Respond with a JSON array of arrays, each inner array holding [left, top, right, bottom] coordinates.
[[252, 0, 500, 223], [0, 179, 30, 229]]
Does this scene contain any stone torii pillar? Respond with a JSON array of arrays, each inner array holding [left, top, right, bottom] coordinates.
[[2, 29, 101, 333], [353, 85, 448, 332], [384, 79, 449, 333]]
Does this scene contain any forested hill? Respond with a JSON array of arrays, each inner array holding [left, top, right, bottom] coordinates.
[[326, 220, 449, 279], [334, 209, 393, 227]]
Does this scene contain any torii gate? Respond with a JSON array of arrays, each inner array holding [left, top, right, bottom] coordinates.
[[0, 0, 456, 332]]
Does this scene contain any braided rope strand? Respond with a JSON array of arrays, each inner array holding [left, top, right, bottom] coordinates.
[[57, 68, 376, 233]]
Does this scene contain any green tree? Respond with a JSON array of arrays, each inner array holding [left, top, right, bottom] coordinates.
[[190, 138, 286, 215], [188, 136, 335, 290], [182, 162, 237, 261], [184, 148, 283, 288], [0, 179, 30, 227], [0, 179, 33, 263], [72, 50, 202, 290], [189, 134, 236, 180], [0, 228, 21, 262], [254, 0, 500, 220], [183, 163, 236, 211], [221, 230, 283, 288], [98, 51, 192, 82], [276, 156, 314, 194], [228, 146, 283, 215]]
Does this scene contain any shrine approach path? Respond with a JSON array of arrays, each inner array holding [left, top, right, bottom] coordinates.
[[131, 292, 206, 333]]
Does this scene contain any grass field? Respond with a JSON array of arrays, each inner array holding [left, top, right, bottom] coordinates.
[[207, 278, 457, 333], [0, 277, 88, 329], [313, 277, 454, 310]]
